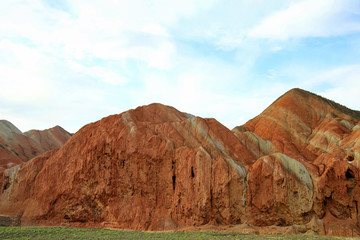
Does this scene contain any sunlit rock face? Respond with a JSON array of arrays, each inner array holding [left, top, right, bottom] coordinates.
[[236, 88, 360, 236], [1, 89, 359, 236], [0, 104, 255, 230]]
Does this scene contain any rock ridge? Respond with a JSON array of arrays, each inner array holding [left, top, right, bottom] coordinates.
[[0, 89, 359, 236]]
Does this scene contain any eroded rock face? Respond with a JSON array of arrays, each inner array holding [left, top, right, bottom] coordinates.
[[236, 88, 360, 236], [0, 104, 255, 230], [0, 121, 71, 171], [0, 89, 360, 236], [0, 148, 23, 171], [241, 89, 360, 163], [247, 153, 314, 226]]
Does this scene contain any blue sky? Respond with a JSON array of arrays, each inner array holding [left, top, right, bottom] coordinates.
[[0, 0, 360, 133]]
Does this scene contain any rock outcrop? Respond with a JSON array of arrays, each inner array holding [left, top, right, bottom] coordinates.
[[0, 121, 71, 171], [0, 104, 256, 230], [234, 88, 360, 236], [0, 89, 359, 236]]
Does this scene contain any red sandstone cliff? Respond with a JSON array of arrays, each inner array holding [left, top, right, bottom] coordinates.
[[235, 88, 360, 235], [0, 89, 359, 236], [0, 104, 256, 230]]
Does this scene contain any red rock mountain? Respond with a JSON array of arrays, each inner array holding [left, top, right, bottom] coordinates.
[[234, 89, 360, 235], [0, 121, 72, 171], [0, 89, 359, 236]]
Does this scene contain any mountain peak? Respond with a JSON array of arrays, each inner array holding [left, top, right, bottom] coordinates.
[[278, 88, 360, 119], [125, 103, 191, 124], [0, 120, 22, 137]]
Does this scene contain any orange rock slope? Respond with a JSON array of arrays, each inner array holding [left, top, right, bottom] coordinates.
[[234, 89, 360, 235], [0, 121, 72, 171], [0, 88, 359, 236]]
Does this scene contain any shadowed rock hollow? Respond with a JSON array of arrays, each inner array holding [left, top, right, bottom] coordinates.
[[1, 88, 359, 236]]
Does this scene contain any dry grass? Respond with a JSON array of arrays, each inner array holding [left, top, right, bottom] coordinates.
[[0, 226, 355, 240]]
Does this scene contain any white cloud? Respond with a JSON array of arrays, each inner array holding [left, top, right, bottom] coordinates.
[[308, 64, 360, 110], [168, 0, 289, 50], [128, 53, 277, 129], [0, 0, 359, 134], [69, 64, 127, 86], [0, 0, 210, 69], [249, 0, 360, 40], [0, 40, 54, 103]]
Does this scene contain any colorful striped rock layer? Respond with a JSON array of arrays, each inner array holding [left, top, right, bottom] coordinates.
[[0, 88, 359, 237]]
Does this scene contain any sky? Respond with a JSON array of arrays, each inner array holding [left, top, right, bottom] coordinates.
[[1, 0, 360, 133]]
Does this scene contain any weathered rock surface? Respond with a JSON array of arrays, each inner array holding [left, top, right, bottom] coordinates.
[[234, 88, 360, 236], [0, 88, 359, 236], [0, 104, 256, 230], [246, 153, 314, 226], [0, 121, 71, 171]]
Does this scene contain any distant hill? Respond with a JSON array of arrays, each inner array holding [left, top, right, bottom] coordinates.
[[0, 121, 71, 170]]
